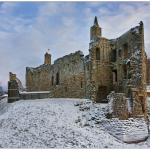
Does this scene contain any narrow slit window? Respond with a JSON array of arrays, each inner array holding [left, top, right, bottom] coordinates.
[[52, 76, 54, 86], [56, 72, 60, 85], [81, 81, 83, 88], [96, 48, 100, 60]]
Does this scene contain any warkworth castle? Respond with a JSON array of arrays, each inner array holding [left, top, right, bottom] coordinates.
[[8, 17, 149, 119]]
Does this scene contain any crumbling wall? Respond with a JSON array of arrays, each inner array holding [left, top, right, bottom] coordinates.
[[8, 72, 20, 103], [106, 22, 147, 120], [25, 19, 147, 121], [107, 90, 145, 120], [112, 22, 147, 93], [49, 51, 85, 98], [26, 51, 86, 98], [84, 55, 91, 99], [26, 65, 51, 91], [107, 92, 128, 120], [89, 37, 113, 102], [147, 58, 150, 85]]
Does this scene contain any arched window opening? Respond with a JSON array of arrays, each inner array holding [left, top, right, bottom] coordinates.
[[96, 48, 100, 60], [56, 72, 60, 85]]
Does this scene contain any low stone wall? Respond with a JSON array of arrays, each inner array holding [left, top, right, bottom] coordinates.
[[20, 91, 50, 100], [107, 90, 146, 120], [108, 92, 127, 119], [113, 93, 129, 119]]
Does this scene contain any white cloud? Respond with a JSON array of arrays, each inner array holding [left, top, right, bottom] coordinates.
[[0, 2, 150, 90], [0, 2, 17, 14]]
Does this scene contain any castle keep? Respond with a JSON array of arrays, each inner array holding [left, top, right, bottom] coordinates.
[[9, 17, 148, 119]]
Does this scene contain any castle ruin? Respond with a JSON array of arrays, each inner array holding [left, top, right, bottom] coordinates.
[[8, 17, 148, 119]]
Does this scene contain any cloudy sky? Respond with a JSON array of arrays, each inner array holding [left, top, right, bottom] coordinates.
[[0, 1, 150, 90]]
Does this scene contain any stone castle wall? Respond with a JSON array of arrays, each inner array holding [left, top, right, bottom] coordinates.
[[26, 51, 86, 98], [147, 58, 150, 85], [111, 23, 147, 93], [89, 37, 113, 102], [26, 65, 51, 91], [49, 51, 85, 98], [25, 17, 148, 119], [107, 22, 147, 119]]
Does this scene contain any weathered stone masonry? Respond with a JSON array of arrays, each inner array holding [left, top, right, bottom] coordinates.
[[26, 51, 85, 98], [9, 17, 148, 119], [147, 58, 150, 85]]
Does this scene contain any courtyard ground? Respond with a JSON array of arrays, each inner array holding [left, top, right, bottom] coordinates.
[[0, 97, 150, 148]]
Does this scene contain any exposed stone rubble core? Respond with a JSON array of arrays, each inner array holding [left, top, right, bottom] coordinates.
[[107, 91, 145, 120], [147, 59, 150, 85], [8, 17, 148, 120], [75, 100, 149, 144]]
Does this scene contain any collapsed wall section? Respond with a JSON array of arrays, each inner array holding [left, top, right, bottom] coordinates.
[[89, 37, 113, 102], [108, 22, 147, 119], [26, 51, 86, 98], [111, 22, 147, 93], [49, 51, 86, 98], [26, 65, 51, 91]]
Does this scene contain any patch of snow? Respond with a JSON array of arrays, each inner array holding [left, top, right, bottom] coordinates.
[[0, 98, 9, 115], [20, 91, 50, 94], [76, 100, 149, 147], [107, 92, 114, 114], [127, 98, 132, 113], [131, 27, 139, 34], [147, 97, 150, 114], [147, 86, 150, 93], [0, 98, 149, 148]]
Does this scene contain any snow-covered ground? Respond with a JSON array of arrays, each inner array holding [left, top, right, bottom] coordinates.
[[148, 96, 150, 113], [0, 98, 150, 148], [76, 100, 148, 144]]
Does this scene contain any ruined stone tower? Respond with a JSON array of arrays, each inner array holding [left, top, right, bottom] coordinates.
[[8, 72, 19, 103], [89, 16, 112, 102], [44, 49, 51, 65], [90, 16, 102, 41]]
